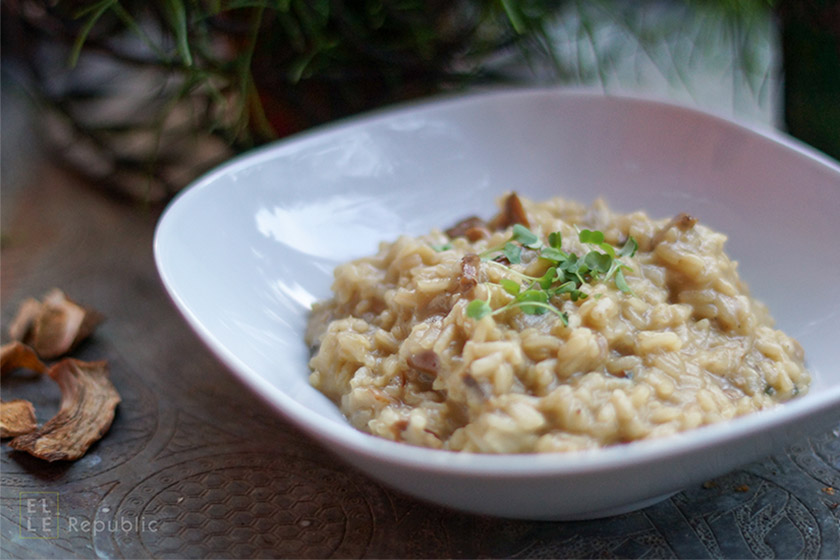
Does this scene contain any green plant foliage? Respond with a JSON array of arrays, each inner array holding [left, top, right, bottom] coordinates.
[[57, 0, 567, 146], [3, 0, 791, 202]]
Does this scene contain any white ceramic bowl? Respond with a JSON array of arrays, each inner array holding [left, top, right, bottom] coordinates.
[[154, 89, 840, 520]]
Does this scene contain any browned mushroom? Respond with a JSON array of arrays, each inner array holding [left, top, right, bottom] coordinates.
[[445, 216, 490, 241], [651, 213, 698, 247], [7, 289, 104, 360], [489, 192, 530, 230], [1, 341, 46, 377], [456, 253, 481, 293], [406, 349, 441, 391], [1, 342, 47, 439], [407, 349, 441, 376], [0, 400, 38, 438], [7, 298, 41, 343], [445, 192, 530, 241], [9, 359, 120, 461]]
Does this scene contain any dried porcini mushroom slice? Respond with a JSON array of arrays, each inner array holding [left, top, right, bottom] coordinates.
[[445, 193, 529, 240], [9, 359, 120, 462], [445, 216, 489, 240], [1, 400, 38, 438], [7, 298, 41, 342], [489, 192, 530, 231], [651, 212, 698, 247], [8, 289, 104, 360], [456, 253, 481, 293], [1, 342, 46, 439], [1, 341, 47, 377]]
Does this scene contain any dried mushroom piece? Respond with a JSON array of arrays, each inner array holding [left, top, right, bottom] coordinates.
[[407, 349, 441, 376], [445, 193, 530, 241], [651, 212, 698, 248], [7, 298, 41, 342], [9, 359, 120, 461], [1, 400, 38, 438], [445, 216, 490, 241], [1, 341, 47, 377], [489, 192, 530, 231], [455, 253, 481, 293], [1, 342, 47, 439], [8, 289, 104, 360]]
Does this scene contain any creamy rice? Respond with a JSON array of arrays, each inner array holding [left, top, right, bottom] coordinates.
[[306, 194, 810, 453]]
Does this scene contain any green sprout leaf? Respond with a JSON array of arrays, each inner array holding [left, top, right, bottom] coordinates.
[[578, 229, 605, 245], [516, 289, 549, 314], [583, 251, 612, 274], [551, 281, 587, 302], [539, 246, 567, 262], [503, 242, 523, 264], [597, 242, 616, 258], [466, 298, 493, 319], [614, 267, 632, 293], [511, 224, 541, 249], [500, 278, 520, 295], [618, 237, 638, 258], [559, 252, 579, 270], [538, 267, 557, 289], [552, 280, 578, 295]]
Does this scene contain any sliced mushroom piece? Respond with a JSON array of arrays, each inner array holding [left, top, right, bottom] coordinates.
[[407, 349, 441, 376], [463, 226, 491, 241], [7, 289, 104, 360], [489, 192, 530, 230], [1, 400, 38, 438], [445, 216, 490, 240], [9, 359, 120, 461], [1, 341, 47, 377], [406, 349, 441, 391], [445, 193, 529, 239], [1, 342, 47, 439], [651, 212, 698, 247], [455, 253, 481, 294], [7, 298, 41, 342]]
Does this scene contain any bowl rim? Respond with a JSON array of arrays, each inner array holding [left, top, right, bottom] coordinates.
[[154, 86, 840, 477]]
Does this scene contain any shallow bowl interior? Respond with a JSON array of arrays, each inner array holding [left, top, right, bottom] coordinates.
[[155, 89, 840, 519]]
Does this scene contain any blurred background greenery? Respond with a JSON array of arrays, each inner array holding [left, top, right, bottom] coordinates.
[[1, 0, 837, 204]]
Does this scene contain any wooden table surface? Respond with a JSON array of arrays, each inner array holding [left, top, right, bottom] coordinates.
[[2, 97, 840, 560]]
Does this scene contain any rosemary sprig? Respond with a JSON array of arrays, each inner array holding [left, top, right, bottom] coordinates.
[[466, 225, 637, 325]]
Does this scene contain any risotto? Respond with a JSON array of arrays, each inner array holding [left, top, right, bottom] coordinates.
[[305, 194, 810, 453]]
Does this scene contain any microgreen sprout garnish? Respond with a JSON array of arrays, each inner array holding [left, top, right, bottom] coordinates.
[[478, 224, 541, 263], [431, 242, 453, 252], [465, 292, 569, 324], [466, 225, 637, 324]]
